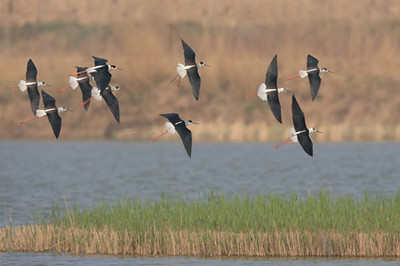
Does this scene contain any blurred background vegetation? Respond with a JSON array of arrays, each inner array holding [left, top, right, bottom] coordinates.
[[0, 0, 399, 141]]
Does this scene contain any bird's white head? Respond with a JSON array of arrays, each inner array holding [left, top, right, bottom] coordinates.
[[277, 88, 291, 93], [37, 81, 47, 87], [108, 64, 119, 71], [320, 67, 329, 73], [58, 106, 68, 113], [309, 128, 322, 134], [110, 85, 120, 91], [185, 120, 199, 126], [197, 61, 208, 68]]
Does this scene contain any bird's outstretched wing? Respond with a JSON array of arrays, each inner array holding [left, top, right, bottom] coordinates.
[[181, 40, 196, 66], [307, 54, 319, 69], [267, 93, 282, 123], [76, 66, 92, 110], [306, 54, 321, 101], [41, 90, 56, 108], [101, 87, 120, 123], [91, 56, 112, 92], [176, 124, 192, 158], [308, 72, 321, 101], [292, 95, 307, 132], [187, 68, 201, 100], [46, 111, 62, 139], [27, 86, 40, 115], [292, 95, 313, 156], [92, 56, 108, 66], [266, 55, 281, 123], [26, 59, 38, 81], [160, 113, 181, 124]]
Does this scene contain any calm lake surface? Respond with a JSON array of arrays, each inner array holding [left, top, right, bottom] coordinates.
[[0, 141, 399, 265]]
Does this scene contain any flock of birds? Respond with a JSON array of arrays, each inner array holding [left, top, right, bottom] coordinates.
[[11, 39, 330, 158]]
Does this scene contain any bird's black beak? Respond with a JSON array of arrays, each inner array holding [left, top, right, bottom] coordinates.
[[192, 121, 200, 125], [317, 130, 323, 134]]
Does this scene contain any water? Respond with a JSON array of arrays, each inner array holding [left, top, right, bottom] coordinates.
[[0, 141, 399, 265]]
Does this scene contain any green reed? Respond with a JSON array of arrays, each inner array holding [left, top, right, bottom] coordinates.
[[47, 191, 400, 233]]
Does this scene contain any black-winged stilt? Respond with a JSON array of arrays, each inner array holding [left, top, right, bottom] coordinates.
[[246, 55, 290, 123], [170, 40, 208, 101], [152, 113, 198, 158], [275, 95, 321, 157], [20, 90, 68, 139], [288, 54, 329, 101], [9, 59, 48, 115]]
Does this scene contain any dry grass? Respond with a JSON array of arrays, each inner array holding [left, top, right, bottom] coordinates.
[[2, 225, 400, 257], [0, 0, 400, 141]]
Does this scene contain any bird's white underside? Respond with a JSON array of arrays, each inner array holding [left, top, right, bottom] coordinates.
[[165, 122, 176, 134]]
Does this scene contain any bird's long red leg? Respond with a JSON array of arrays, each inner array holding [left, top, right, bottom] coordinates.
[[58, 85, 70, 94], [8, 85, 18, 89], [167, 74, 179, 88], [70, 70, 87, 76], [287, 74, 300, 81], [19, 116, 39, 125], [81, 97, 92, 107], [274, 137, 292, 149], [152, 130, 168, 142], [245, 93, 257, 100]]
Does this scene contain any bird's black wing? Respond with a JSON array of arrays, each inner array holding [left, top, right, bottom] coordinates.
[[160, 113, 182, 124], [292, 95, 307, 132], [26, 59, 38, 81], [41, 90, 56, 108], [308, 72, 321, 101], [76, 66, 92, 110], [27, 86, 40, 115], [307, 54, 319, 69], [267, 94, 282, 123], [292, 95, 312, 156], [297, 132, 313, 157], [101, 87, 120, 123], [265, 55, 281, 123], [91, 68, 112, 92], [181, 40, 196, 66], [92, 56, 108, 66], [175, 123, 192, 158], [46, 111, 62, 139], [91, 56, 112, 92], [187, 67, 201, 100], [265, 55, 278, 89]]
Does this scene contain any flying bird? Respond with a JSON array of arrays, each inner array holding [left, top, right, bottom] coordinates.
[[20, 90, 68, 139], [152, 113, 198, 158], [58, 66, 93, 110], [85, 56, 121, 123], [275, 95, 321, 157], [246, 55, 290, 123], [9, 59, 48, 115], [170, 40, 208, 100], [288, 54, 330, 101]]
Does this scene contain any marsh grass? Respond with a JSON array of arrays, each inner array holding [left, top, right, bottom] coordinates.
[[2, 192, 400, 257]]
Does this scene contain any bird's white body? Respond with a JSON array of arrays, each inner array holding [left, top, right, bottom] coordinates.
[[17, 80, 46, 92], [165, 122, 176, 134], [257, 83, 287, 101], [299, 68, 327, 78], [176, 63, 204, 79], [288, 127, 318, 143], [69, 76, 88, 90], [35, 107, 66, 118], [91, 85, 120, 101], [91, 87, 103, 101]]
